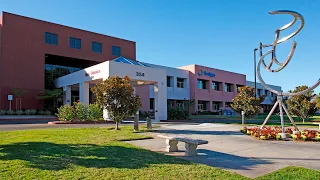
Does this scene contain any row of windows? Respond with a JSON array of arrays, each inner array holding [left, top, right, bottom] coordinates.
[[197, 101, 233, 111], [257, 89, 275, 97], [167, 76, 186, 88], [197, 79, 242, 93], [45, 32, 121, 55]]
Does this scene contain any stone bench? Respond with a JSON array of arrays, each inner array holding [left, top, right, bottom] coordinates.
[[312, 122, 320, 130], [157, 134, 208, 156]]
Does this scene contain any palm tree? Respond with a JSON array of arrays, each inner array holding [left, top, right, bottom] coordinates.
[[12, 88, 28, 110]]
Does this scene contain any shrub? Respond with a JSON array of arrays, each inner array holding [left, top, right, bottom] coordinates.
[[6, 110, 15, 115], [45, 110, 52, 115], [74, 102, 88, 121], [0, 110, 6, 115], [168, 108, 189, 120], [56, 105, 75, 121], [25, 109, 37, 115], [139, 110, 154, 118], [16, 110, 24, 115], [88, 103, 103, 121], [38, 110, 46, 115]]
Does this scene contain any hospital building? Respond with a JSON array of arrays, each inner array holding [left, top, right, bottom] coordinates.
[[0, 12, 281, 120]]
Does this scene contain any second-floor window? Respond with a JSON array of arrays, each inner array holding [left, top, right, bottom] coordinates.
[[224, 83, 232, 92], [212, 81, 220, 91], [70, 37, 81, 49], [112, 46, 121, 56], [198, 79, 208, 89], [45, 32, 58, 45], [167, 76, 172, 87], [177, 78, 184, 88], [258, 89, 263, 96], [92, 42, 102, 53]]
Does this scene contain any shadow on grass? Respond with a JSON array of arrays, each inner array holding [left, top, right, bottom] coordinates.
[[0, 142, 190, 170]]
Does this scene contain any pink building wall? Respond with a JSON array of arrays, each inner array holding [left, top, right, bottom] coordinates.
[[179, 64, 246, 112]]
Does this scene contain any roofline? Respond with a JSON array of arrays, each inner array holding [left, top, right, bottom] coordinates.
[[2, 11, 136, 44], [184, 64, 246, 76]]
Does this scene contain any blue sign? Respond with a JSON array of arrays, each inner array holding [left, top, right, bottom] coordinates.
[[198, 70, 215, 78]]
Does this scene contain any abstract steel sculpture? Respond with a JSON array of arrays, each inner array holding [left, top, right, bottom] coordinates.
[[257, 10, 320, 135]]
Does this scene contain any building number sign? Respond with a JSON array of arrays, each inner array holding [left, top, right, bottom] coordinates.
[[136, 72, 145, 77]]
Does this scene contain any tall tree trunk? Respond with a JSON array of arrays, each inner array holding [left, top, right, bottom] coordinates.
[[115, 121, 120, 130], [303, 118, 305, 124], [20, 98, 22, 111]]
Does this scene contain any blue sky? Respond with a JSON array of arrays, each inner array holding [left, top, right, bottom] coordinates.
[[0, 0, 319, 93]]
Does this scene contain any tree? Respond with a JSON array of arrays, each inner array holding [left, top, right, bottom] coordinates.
[[91, 76, 141, 130], [286, 86, 318, 123], [231, 86, 265, 117], [12, 88, 28, 110], [316, 93, 320, 109], [36, 89, 64, 112]]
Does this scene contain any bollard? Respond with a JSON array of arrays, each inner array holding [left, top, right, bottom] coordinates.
[[134, 111, 139, 131], [146, 117, 152, 130], [241, 111, 245, 126]]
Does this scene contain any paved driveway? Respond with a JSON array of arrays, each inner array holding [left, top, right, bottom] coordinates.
[[128, 123, 320, 178]]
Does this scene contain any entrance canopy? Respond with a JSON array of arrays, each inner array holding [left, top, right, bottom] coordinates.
[[55, 57, 168, 120]]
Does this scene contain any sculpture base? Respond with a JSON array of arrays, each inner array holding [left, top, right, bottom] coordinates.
[[279, 133, 290, 139]]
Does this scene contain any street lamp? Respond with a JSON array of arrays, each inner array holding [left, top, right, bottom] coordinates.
[[254, 48, 258, 98]]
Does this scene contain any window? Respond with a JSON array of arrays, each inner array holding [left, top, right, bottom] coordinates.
[[198, 101, 208, 111], [265, 90, 269, 96], [224, 83, 232, 92], [92, 42, 102, 53], [167, 76, 172, 87], [70, 37, 81, 49], [112, 45, 121, 56], [198, 79, 208, 89], [45, 32, 58, 45], [176, 100, 184, 109], [212, 101, 221, 111], [212, 81, 220, 91], [258, 89, 263, 96], [150, 98, 154, 110], [177, 78, 184, 88]]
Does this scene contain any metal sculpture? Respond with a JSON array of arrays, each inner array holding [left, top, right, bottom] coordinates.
[[257, 10, 320, 134]]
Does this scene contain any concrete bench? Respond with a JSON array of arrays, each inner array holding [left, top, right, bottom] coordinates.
[[312, 122, 320, 130], [157, 134, 208, 156]]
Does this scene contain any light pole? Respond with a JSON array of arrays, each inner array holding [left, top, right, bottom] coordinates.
[[254, 48, 258, 98]]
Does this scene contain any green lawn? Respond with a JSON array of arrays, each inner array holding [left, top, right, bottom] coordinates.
[[0, 127, 319, 179], [256, 166, 320, 180]]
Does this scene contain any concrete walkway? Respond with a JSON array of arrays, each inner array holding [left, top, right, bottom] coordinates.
[[128, 123, 320, 178]]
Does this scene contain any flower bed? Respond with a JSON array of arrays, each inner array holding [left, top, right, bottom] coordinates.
[[240, 126, 320, 141]]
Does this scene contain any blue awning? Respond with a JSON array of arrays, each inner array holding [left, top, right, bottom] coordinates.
[[112, 57, 150, 67]]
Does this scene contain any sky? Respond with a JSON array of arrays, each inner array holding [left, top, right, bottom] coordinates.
[[0, 0, 319, 93]]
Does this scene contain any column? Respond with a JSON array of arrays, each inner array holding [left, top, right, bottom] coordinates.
[[154, 82, 167, 121], [63, 86, 71, 105], [209, 101, 213, 112], [173, 77, 177, 91], [79, 82, 89, 105]]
